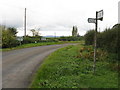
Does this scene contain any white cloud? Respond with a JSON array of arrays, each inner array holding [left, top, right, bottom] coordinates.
[[0, 0, 119, 36]]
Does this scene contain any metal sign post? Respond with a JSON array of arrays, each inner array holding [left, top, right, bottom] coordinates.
[[88, 10, 103, 74]]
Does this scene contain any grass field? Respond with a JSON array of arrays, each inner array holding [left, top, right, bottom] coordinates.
[[1, 41, 81, 51], [30, 44, 118, 88]]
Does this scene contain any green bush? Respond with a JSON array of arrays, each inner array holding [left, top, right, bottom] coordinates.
[[23, 37, 35, 44], [97, 28, 118, 53], [84, 24, 120, 61], [47, 38, 59, 42], [84, 30, 95, 45], [58, 36, 83, 41], [2, 29, 19, 48], [22, 36, 41, 44]]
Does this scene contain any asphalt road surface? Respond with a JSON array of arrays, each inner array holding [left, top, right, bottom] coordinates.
[[2, 43, 77, 88]]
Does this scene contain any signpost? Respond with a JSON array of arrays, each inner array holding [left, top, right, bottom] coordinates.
[[97, 10, 103, 21], [88, 18, 96, 23], [88, 10, 103, 74]]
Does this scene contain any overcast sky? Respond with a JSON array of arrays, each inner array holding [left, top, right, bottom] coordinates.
[[0, 0, 119, 36]]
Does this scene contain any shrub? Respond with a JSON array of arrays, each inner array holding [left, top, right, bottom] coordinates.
[[47, 38, 59, 42], [97, 27, 119, 53], [84, 30, 95, 45], [2, 29, 19, 48], [84, 24, 120, 61], [22, 36, 42, 44], [58, 36, 83, 41]]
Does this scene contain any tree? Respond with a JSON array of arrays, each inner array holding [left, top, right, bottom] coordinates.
[[72, 26, 78, 36], [8, 27, 18, 36], [31, 29, 40, 36], [2, 29, 19, 48], [1, 26, 19, 48], [31, 29, 36, 36]]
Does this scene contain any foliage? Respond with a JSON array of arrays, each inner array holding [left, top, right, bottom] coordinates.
[[97, 28, 118, 54], [84, 24, 120, 60], [58, 36, 83, 41], [7, 27, 18, 36], [76, 46, 110, 62], [30, 44, 118, 88], [1, 26, 19, 48], [43, 38, 59, 42], [22, 35, 83, 44], [72, 26, 78, 37], [84, 30, 95, 45], [2, 41, 81, 51], [30, 29, 40, 36], [31, 29, 36, 36], [1, 24, 83, 48], [22, 36, 42, 44]]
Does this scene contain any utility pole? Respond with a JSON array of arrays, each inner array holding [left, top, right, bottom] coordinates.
[[24, 8, 26, 37]]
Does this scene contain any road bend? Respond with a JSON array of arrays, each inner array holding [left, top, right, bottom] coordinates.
[[2, 43, 77, 88]]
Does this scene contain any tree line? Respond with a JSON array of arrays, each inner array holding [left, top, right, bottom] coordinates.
[[1, 25, 83, 48]]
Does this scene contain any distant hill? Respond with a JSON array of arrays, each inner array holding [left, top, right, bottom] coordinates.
[[43, 35, 82, 38], [43, 36, 62, 38]]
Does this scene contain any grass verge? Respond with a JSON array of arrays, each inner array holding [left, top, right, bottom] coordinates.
[[1, 41, 82, 51], [30, 44, 118, 88]]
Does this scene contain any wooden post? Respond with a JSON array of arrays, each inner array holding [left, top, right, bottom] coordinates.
[[93, 11, 98, 74]]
